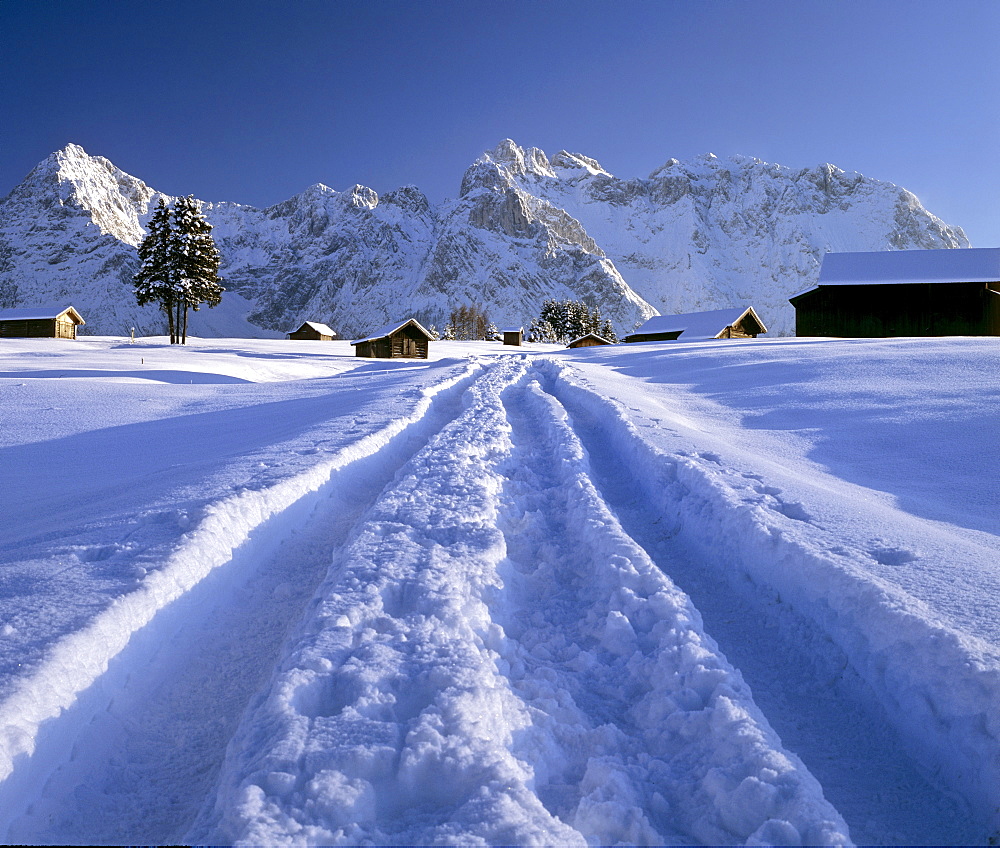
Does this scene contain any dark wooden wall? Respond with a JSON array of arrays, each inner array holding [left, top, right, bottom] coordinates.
[[568, 336, 610, 348], [0, 318, 72, 338], [289, 327, 331, 340], [623, 330, 683, 343], [792, 282, 1000, 337], [354, 325, 429, 358]]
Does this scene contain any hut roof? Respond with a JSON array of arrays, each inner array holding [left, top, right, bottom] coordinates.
[[291, 320, 336, 336], [630, 306, 765, 341], [567, 333, 613, 347], [804, 248, 1000, 295], [0, 305, 85, 324], [351, 318, 433, 345]]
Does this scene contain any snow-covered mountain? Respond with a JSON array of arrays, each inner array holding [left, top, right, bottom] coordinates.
[[0, 141, 968, 337]]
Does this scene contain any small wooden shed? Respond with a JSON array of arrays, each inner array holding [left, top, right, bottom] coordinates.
[[791, 248, 1000, 337], [567, 333, 613, 348], [623, 307, 766, 343], [502, 327, 524, 346], [352, 318, 433, 358], [287, 321, 337, 341], [0, 305, 85, 339]]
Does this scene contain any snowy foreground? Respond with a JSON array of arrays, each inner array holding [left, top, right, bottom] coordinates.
[[0, 336, 997, 846]]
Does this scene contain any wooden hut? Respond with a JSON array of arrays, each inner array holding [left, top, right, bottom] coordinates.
[[351, 318, 433, 358], [791, 248, 1000, 337], [502, 327, 524, 346], [623, 307, 766, 343], [0, 305, 85, 339], [287, 321, 337, 341], [567, 333, 613, 348]]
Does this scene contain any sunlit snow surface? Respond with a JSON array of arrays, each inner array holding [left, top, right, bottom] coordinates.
[[0, 335, 997, 845]]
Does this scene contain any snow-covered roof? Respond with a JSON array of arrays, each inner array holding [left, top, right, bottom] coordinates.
[[0, 305, 85, 323], [502, 327, 523, 334], [817, 248, 1000, 286], [629, 307, 765, 341], [291, 321, 335, 336], [351, 318, 433, 345], [567, 333, 613, 346]]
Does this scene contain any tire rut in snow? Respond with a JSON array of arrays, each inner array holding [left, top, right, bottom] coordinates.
[[491, 373, 848, 846], [185, 359, 849, 846], [0, 361, 484, 845], [536, 360, 983, 846], [185, 358, 583, 847]]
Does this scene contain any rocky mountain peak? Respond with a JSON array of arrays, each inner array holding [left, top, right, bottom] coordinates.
[[382, 185, 431, 215], [346, 184, 379, 210], [549, 150, 610, 177], [0, 140, 972, 339]]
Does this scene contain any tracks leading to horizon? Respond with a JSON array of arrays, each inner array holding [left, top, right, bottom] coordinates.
[[0, 356, 988, 845]]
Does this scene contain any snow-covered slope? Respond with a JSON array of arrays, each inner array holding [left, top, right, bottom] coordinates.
[[0, 142, 968, 337], [0, 337, 996, 844]]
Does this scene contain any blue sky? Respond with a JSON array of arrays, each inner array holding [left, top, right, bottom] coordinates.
[[3, 0, 999, 245]]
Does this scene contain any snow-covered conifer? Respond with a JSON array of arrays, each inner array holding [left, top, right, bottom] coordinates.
[[173, 195, 223, 344], [133, 198, 178, 341], [133, 196, 223, 344], [533, 299, 616, 344], [527, 317, 558, 343]]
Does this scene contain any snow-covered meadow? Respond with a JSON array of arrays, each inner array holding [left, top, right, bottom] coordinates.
[[0, 334, 997, 845]]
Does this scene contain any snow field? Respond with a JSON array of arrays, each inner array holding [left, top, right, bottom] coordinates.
[[2, 337, 996, 844], [538, 355, 1000, 837], [0, 355, 485, 840], [194, 358, 849, 845]]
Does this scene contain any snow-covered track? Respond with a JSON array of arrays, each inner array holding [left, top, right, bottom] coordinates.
[[192, 358, 848, 846], [538, 357, 997, 843], [0, 358, 484, 843], [492, 372, 847, 845]]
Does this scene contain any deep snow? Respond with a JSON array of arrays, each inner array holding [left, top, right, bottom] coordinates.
[[0, 334, 996, 845]]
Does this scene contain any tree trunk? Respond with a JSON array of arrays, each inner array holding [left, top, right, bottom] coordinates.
[[164, 300, 175, 344], [182, 300, 188, 344]]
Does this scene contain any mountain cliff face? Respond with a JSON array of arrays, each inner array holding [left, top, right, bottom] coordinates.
[[475, 141, 968, 333], [0, 141, 968, 338]]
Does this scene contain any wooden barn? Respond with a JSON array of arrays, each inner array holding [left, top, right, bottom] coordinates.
[[623, 307, 766, 343], [502, 327, 523, 346], [351, 318, 433, 358], [791, 248, 1000, 337], [567, 333, 613, 348], [0, 305, 85, 339], [287, 321, 337, 341]]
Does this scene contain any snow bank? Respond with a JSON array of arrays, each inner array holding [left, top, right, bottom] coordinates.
[[0, 358, 484, 788], [541, 355, 1000, 830]]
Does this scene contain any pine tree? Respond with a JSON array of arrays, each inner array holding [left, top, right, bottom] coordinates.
[[532, 298, 618, 344], [172, 195, 223, 344], [527, 317, 558, 343], [133, 196, 224, 344], [134, 198, 178, 341]]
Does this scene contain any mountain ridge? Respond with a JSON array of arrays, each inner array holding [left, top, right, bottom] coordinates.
[[0, 140, 968, 337]]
